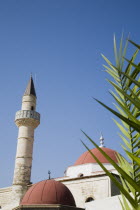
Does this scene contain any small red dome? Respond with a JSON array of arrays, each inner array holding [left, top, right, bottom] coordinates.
[[21, 179, 76, 206], [74, 147, 118, 165]]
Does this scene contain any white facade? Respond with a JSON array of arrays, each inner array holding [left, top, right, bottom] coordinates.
[[85, 195, 122, 210], [56, 163, 120, 209], [65, 163, 117, 178]]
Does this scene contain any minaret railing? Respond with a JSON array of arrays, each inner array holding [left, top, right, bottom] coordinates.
[[15, 110, 40, 121]]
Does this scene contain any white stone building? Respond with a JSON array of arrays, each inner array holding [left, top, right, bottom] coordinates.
[[0, 77, 122, 210]]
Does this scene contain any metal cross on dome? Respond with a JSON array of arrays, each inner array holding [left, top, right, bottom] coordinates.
[[48, 170, 51, 179]]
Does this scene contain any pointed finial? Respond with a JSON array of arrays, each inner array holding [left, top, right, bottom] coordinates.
[[48, 170, 51, 179], [24, 76, 36, 97], [99, 133, 105, 147]]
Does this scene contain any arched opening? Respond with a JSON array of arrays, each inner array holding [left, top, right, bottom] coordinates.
[[85, 197, 94, 203], [31, 106, 34, 110], [78, 173, 84, 177]]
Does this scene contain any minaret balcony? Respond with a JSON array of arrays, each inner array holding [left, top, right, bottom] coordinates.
[[15, 110, 40, 128]]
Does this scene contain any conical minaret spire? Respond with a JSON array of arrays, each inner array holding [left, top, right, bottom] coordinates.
[[24, 76, 36, 97], [12, 76, 40, 203]]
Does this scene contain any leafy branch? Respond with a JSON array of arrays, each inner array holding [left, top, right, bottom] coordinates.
[[82, 36, 140, 209]]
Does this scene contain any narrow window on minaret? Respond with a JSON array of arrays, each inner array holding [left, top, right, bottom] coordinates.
[[31, 106, 34, 110]]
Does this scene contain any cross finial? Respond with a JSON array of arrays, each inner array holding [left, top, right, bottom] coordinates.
[[99, 133, 104, 147], [48, 170, 51, 179]]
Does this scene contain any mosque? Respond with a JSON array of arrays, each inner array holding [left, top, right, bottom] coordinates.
[[0, 77, 122, 210]]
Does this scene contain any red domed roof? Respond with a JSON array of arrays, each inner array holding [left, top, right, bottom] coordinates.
[[74, 147, 118, 165], [21, 179, 76, 206]]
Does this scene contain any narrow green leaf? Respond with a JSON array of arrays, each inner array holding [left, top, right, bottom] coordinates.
[[128, 40, 140, 49], [113, 119, 131, 139], [124, 58, 140, 72], [113, 66, 140, 88], [118, 134, 131, 150], [108, 80, 140, 109], [113, 104, 130, 130], [105, 69, 120, 82], [103, 65, 119, 78], [111, 92, 138, 122], [126, 151, 140, 167], [121, 194, 132, 210], [94, 98, 140, 132], [102, 54, 118, 73], [133, 140, 140, 149], [114, 35, 119, 66]]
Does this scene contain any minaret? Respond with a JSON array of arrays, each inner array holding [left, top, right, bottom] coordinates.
[[12, 76, 40, 202]]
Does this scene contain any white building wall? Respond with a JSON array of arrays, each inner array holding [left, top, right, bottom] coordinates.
[[85, 195, 122, 210], [61, 176, 111, 208], [66, 163, 116, 178], [0, 187, 12, 209]]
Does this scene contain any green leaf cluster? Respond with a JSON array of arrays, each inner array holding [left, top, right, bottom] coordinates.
[[83, 36, 140, 210]]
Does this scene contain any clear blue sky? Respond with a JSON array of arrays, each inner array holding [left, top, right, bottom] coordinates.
[[0, 0, 140, 187]]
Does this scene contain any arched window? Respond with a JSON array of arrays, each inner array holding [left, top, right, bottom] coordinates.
[[85, 197, 94, 203], [78, 173, 84, 177], [31, 106, 34, 110]]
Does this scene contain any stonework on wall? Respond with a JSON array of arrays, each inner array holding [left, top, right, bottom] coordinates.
[[60, 175, 111, 208], [0, 185, 29, 210], [13, 164, 31, 185], [0, 187, 12, 209]]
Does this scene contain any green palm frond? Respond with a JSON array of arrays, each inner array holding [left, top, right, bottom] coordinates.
[[83, 37, 140, 209]]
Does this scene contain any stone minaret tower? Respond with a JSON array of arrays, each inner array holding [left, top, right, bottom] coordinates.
[[12, 76, 40, 203]]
